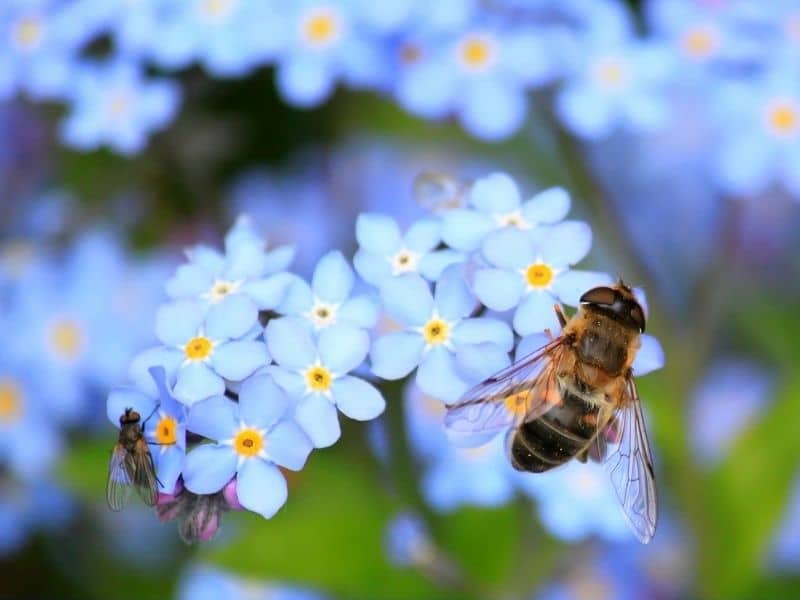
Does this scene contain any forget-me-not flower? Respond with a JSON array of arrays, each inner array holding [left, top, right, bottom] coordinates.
[[178, 564, 328, 600], [441, 173, 571, 251], [183, 374, 313, 519], [266, 318, 386, 448], [370, 267, 513, 403], [473, 225, 611, 336]]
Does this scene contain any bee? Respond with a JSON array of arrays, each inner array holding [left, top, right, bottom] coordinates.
[[106, 407, 159, 511], [445, 281, 657, 543]]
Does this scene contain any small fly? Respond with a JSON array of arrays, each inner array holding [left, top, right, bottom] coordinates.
[[106, 407, 159, 511]]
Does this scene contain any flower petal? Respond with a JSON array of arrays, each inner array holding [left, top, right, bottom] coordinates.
[[455, 342, 511, 384], [380, 273, 434, 327], [165, 264, 213, 299], [265, 421, 312, 471], [312, 250, 354, 304], [183, 444, 237, 494], [434, 265, 476, 321], [418, 249, 465, 282], [154, 446, 183, 494], [551, 269, 614, 306], [521, 187, 571, 225], [332, 376, 386, 420], [632, 334, 665, 376], [244, 272, 300, 311], [107, 388, 156, 427], [416, 347, 469, 404], [516, 332, 552, 361], [539, 221, 593, 267], [353, 249, 392, 287], [481, 228, 533, 269], [238, 373, 289, 429], [174, 362, 225, 406], [404, 218, 441, 253], [452, 318, 514, 352], [319, 324, 369, 374], [356, 213, 401, 255], [295, 395, 341, 448], [236, 459, 288, 518], [155, 300, 204, 346], [265, 317, 316, 369], [473, 268, 524, 311], [205, 294, 258, 340], [370, 332, 424, 380], [441, 209, 494, 251], [210, 340, 269, 382], [469, 172, 521, 213], [266, 366, 306, 398], [338, 295, 379, 329], [129, 347, 183, 397], [513, 292, 561, 336], [186, 396, 237, 440]]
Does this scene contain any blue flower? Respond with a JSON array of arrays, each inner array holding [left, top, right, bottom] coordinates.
[[712, 67, 800, 198], [178, 564, 328, 600], [772, 475, 800, 571], [472, 225, 611, 336], [60, 60, 180, 155], [266, 318, 385, 448], [535, 549, 645, 600], [272, 0, 384, 108], [370, 268, 513, 403], [353, 214, 463, 287], [107, 366, 187, 493], [166, 215, 296, 324], [182, 374, 312, 518], [690, 359, 772, 467], [133, 298, 268, 406], [441, 173, 571, 251], [385, 511, 435, 567], [277, 250, 378, 332]]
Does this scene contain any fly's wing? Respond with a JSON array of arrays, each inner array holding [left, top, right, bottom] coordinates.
[[604, 377, 658, 543], [106, 444, 134, 511], [444, 336, 569, 448], [131, 438, 159, 507]]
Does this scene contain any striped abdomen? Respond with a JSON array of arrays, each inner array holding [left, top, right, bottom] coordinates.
[[509, 389, 599, 473]]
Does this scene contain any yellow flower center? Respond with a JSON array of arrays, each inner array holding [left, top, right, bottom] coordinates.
[[422, 319, 449, 345], [306, 365, 333, 392], [12, 16, 43, 50], [422, 394, 445, 416], [0, 379, 22, 424], [208, 279, 241, 303], [681, 26, 718, 59], [184, 336, 213, 360], [154, 416, 177, 445], [504, 390, 529, 418], [302, 8, 340, 47], [233, 428, 263, 457], [309, 301, 337, 328], [525, 263, 554, 288], [459, 35, 494, 70], [765, 101, 799, 137], [495, 211, 529, 229], [49, 318, 85, 361], [594, 58, 627, 90], [200, 0, 234, 20], [106, 92, 130, 118], [391, 248, 420, 275]]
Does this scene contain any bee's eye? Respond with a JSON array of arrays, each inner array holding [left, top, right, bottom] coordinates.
[[580, 286, 617, 306], [630, 304, 646, 332]]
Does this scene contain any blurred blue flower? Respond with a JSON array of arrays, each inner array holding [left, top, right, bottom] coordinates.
[[59, 60, 180, 155], [472, 225, 611, 336], [441, 173, 571, 251], [183, 374, 312, 518], [404, 382, 516, 510], [555, 37, 675, 140], [690, 359, 772, 467], [107, 366, 187, 493], [135, 298, 268, 406], [266, 318, 385, 447], [166, 214, 296, 320], [534, 549, 645, 600], [277, 250, 378, 332], [0, 478, 74, 556], [371, 268, 513, 403], [178, 564, 327, 600], [272, 0, 384, 107], [712, 68, 800, 198], [353, 214, 463, 287], [772, 475, 800, 570], [385, 511, 435, 567]]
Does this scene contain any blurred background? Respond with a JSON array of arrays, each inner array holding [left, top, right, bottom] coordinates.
[[1, 0, 800, 598]]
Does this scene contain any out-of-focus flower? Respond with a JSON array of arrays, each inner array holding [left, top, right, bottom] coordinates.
[[0, 478, 74, 556], [134, 298, 268, 406], [690, 359, 772, 466], [278, 250, 378, 332], [266, 318, 385, 447], [772, 475, 800, 570], [59, 60, 180, 155], [107, 366, 187, 493], [183, 374, 312, 518], [472, 225, 611, 335], [177, 564, 328, 600], [353, 214, 463, 287], [385, 511, 435, 567], [441, 174, 571, 252], [370, 268, 512, 402]]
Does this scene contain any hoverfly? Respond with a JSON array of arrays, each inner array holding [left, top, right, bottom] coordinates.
[[106, 407, 159, 511], [445, 281, 658, 542]]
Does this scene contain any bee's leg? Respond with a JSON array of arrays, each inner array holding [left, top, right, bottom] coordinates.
[[141, 405, 160, 428], [576, 449, 589, 463], [554, 304, 568, 328]]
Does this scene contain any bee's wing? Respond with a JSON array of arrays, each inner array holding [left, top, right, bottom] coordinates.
[[444, 336, 569, 447], [106, 444, 134, 511], [604, 377, 658, 544], [131, 438, 159, 507]]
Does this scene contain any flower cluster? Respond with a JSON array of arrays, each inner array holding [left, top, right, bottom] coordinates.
[[3, 1, 799, 200], [106, 171, 665, 542]]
